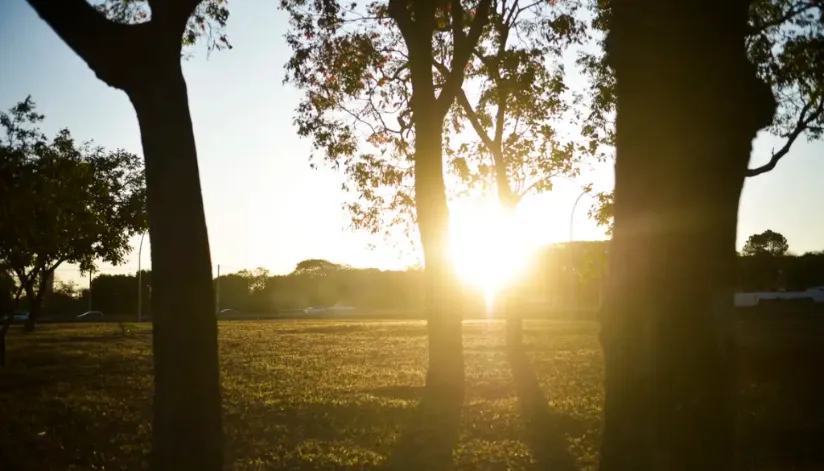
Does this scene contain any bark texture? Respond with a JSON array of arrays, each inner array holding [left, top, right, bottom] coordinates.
[[598, 1, 776, 470]]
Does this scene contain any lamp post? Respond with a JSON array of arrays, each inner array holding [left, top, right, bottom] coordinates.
[[137, 231, 146, 322], [88, 269, 93, 312], [568, 188, 591, 314]]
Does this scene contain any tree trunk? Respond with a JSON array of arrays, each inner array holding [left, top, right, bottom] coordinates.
[[414, 115, 465, 402], [0, 314, 12, 368], [22, 280, 41, 332], [599, 1, 775, 470], [128, 57, 223, 471], [2, 284, 26, 367]]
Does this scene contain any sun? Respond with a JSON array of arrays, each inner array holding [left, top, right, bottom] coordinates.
[[449, 198, 539, 314]]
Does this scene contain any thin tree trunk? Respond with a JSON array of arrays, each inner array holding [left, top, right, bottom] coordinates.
[[128, 57, 223, 471], [598, 1, 775, 470], [1, 284, 26, 368], [0, 314, 12, 368], [22, 281, 40, 332]]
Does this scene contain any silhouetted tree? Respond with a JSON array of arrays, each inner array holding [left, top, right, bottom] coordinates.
[[292, 259, 340, 276], [282, 0, 495, 399], [23, 1, 230, 469], [742, 229, 790, 256], [584, 0, 823, 233], [441, 0, 585, 347], [0, 97, 146, 331], [599, 1, 775, 470]]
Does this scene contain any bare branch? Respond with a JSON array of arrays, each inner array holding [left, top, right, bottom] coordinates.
[[747, 100, 823, 177]]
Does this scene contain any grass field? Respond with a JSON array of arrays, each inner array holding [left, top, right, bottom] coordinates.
[[0, 320, 821, 471]]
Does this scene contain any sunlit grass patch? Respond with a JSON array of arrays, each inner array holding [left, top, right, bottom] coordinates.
[[4, 319, 817, 471], [1, 320, 602, 470]]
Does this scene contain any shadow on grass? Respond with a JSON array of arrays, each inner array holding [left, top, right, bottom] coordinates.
[[507, 346, 578, 471], [382, 388, 463, 471]]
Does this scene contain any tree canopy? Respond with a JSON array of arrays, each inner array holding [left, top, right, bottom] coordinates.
[[742, 229, 790, 256], [282, 0, 595, 249], [446, 0, 586, 208], [292, 259, 341, 275], [282, 0, 505, 244], [0, 96, 146, 326]]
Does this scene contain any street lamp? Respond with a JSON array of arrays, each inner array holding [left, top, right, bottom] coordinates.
[[137, 231, 146, 322], [568, 188, 592, 314]]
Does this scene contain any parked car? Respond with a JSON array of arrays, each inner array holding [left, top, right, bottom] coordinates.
[[77, 310, 104, 320], [2, 311, 29, 322]]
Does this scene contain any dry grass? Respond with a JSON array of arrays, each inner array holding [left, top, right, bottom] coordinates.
[[0, 320, 821, 471]]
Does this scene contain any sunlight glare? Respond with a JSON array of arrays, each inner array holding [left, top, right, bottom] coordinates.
[[450, 199, 540, 316]]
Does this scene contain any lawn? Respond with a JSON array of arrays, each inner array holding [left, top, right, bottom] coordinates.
[[0, 320, 821, 471]]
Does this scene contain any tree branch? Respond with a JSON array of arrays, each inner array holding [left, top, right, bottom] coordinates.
[[26, 0, 148, 91], [746, 100, 823, 177], [747, 2, 818, 36], [435, 0, 493, 117], [388, 0, 415, 47], [492, 28, 509, 146]]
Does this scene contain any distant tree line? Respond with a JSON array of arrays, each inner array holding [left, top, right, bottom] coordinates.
[[9, 232, 819, 319]]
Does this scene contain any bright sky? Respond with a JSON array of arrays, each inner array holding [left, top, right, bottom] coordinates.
[[1, 0, 823, 287]]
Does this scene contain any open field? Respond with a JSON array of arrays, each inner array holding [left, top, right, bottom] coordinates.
[[1, 320, 822, 471]]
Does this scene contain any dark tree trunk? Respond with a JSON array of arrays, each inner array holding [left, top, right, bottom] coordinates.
[[23, 272, 50, 331], [127, 57, 223, 471], [22, 281, 41, 332], [1, 285, 25, 367], [599, 1, 775, 470], [23, 2, 225, 470], [0, 314, 12, 368]]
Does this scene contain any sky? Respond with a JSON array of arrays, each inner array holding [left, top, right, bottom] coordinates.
[[1, 0, 823, 287]]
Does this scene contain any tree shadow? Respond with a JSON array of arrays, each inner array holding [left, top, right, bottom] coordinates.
[[507, 346, 579, 471], [381, 386, 463, 471]]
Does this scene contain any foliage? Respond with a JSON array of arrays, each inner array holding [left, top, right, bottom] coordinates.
[[447, 0, 586, 207], [586, 190, 613, 235], [0, 97, 146, 320], [742, 229, 790, 257], [581, 0, 824, 231], [281, 0, 493, 248]]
